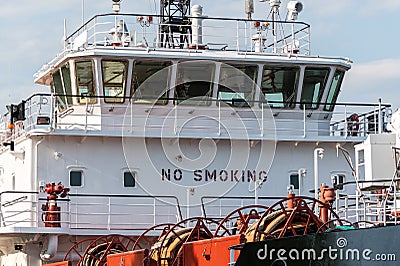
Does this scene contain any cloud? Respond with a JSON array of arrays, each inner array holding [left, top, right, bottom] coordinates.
[[340, 58, 400, 109]]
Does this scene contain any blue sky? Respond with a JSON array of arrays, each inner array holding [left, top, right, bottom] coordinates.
[[0, 0, 399, 113]]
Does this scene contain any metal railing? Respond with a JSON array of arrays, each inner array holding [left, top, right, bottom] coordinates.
[[34, 13, 311, 78], [0, 191, 182, 230], [0, 94, 391, 147], [334, 179, 400, 227]]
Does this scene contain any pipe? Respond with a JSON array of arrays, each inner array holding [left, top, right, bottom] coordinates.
[[40, 234, 58, 261], [191, 5, 203, 46], [314, 148, 324, 200], [32, 137, 45, 224]]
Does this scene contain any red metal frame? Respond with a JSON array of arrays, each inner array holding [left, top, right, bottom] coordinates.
[[251, 196, 343, 241], [154, 217, 222, 266], [214, 205, 269, 237], [76, 234, 135, 266]]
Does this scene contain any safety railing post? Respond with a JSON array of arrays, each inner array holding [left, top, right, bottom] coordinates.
[[153, 198, 156, 226], [261, 104, 264, 137], [218, 101, 221, 136], [107, 197, 111, 230], [344, 105, 348, 137], [303, 106, 306, 138], [236, 21, 239, 52], [378, 98, 382, 134]]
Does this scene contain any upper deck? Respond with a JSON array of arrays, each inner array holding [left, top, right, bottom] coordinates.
[[0, 3, 392, 147]]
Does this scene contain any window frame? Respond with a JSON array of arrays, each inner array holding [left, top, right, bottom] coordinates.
[[331, 173, 346, 191], [217, 63, 258, 108], [300, 67, 330, 109], [123, 171, 136, 188], [324, 69, 345, 111], [101, 60, 128, 104], [289, 173, 300, 190], [260, 65, 300, 109], [130, 60, 172, 105], [69, 169, 84, 187], [75, 60, 97, 104], [51, 63, 73, 111], [175, 61, 215, 106]]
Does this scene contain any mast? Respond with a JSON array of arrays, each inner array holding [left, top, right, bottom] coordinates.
[[159, 0, 191, 48]]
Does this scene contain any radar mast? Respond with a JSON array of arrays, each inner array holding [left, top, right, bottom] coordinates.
[[159, 0, 191, 48]]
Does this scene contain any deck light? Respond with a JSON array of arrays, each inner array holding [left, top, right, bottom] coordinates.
[[287, 1, 303, 21], [112, 0, 122, 13]]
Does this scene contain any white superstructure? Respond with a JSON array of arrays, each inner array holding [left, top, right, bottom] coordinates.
[[0, 1, 395, 265]]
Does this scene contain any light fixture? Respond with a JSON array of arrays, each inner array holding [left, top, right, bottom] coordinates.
[[287, 1, 303, 21], [112, 0, 122, 13]]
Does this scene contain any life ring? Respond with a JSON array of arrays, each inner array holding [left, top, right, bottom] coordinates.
[[347, 113, 360, 136]]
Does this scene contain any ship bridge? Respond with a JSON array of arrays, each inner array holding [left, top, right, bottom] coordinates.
[[12, 3, 385, 143]]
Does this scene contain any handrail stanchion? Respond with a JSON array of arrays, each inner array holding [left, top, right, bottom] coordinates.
[[236, 21, 240, 52], [107, 197, 111, 230], [394, 184, 397, 224], [378, 98, 382, 134], [344, 105, 348, 137], [303, 106, 306, 138], [261, 103, 264, 137], [218, 101, 221, 136]]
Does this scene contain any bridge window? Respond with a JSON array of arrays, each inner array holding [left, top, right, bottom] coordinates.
[[301, 68, 330, 109], [51, 63, 72, 111], [76, 61, 96, 104], [102, 60, 128, 103], [261, 66, 299, 108], [131, 61, 171, 105], [218, 64, 257, 107], [324, 70, 345, 111], [175, 61, 214, 105]]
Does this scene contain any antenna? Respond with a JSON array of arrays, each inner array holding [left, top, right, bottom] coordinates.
[[245, 0, 254, 20]]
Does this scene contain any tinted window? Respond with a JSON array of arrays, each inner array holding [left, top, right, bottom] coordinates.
[[52, 70, 67, 110], [261, 66, 299, 108], [301, 68, 330, 109], [324, 70, 345, 111], [124, 171, 136, 187], [61, 64, 72, 105], [76, 61, 96, 104], [70, 171, 83, 186], [102, 60, 128, 103], [175, 61, 215, 105], [131, 61, 171, 105], [218, 64, 257, 107], [290, 173, 299, 189]]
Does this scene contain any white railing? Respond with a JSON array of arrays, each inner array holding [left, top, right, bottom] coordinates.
[[34, 13, 311, 78], [0, 94, 391, 147], [65, 14, 310, 53], [335, 181, 399, 227], [0, 191, 182, 231]]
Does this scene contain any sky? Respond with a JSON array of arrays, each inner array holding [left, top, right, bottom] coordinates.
[[0, 0, 399, 113]]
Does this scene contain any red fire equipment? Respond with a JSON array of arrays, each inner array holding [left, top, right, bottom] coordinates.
[[41, 182, 70, 227]]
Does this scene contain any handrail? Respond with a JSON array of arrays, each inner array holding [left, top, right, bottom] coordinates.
[[0, 191, 183, 229], [68, 193, 183, 221], [65, 13, 310, 42], [16, 93, 393, 108]]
